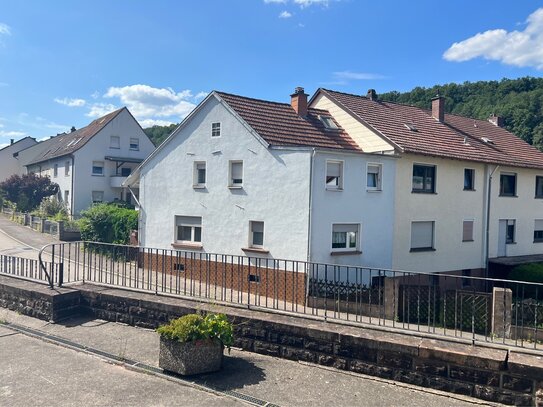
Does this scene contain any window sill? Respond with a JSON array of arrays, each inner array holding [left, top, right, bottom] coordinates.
[[411, 190, 437, 194], [228, 185, 243, 189], [110, 147, 120, 149], [92, 174, 104, 177], [193, 185, 206, 189], [171, 242, 203, 250], [366, 189, 382, 193], [506, 242, 517, 245], [462, 239, 474, 242], [535, 196, 543, 199], [499, 195, 518, 198], [410, 248, 436, 253], [325, 187, 343, 192], [129, 148, 140, 151], [330, 250, 362, 256], [242, 247, 270, 254], [534, 240, 543, 243], [463, 188, 476, 192]]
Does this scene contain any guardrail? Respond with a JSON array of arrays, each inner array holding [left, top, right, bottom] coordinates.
[[21, 241, 543, 350]]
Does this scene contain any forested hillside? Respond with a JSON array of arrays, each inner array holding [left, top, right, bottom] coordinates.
[[380, 77, 543, 150], [143, 123, 178, 146]]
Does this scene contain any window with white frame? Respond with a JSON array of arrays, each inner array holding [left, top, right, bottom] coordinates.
[[53, 164, 58, 177], [193, 162, 206, 187], [91, 191, 104, 204], [410, 221, 435, 251], [65, 160, 70, 176], [366, 163, 382, 191], [331, 224, 359, 251], [129, 138, 139, 150], [326, 160, 343, 190], [462, 219, 474, 242], [249, 221, 264, 248], [92, 161, 104, 176], [211, 122, 221, 137], [412, 164, 436, 193], [175, 216, 202, 244], [229, 160, 243, 187], [110, 135, 120, 149], [534, 220, 543, 243]]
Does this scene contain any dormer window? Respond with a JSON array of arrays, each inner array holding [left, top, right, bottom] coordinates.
[[319, 115, 338, 130]]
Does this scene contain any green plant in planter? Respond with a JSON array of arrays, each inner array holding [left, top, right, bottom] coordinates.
[[156, 313, 234, 349]]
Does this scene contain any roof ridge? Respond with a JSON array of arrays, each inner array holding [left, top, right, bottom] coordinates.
[[215, 91, 292, 107]]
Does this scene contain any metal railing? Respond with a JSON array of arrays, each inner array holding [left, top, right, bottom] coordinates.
[[20, 241, 543, 350], [0, 254, 61, 285]]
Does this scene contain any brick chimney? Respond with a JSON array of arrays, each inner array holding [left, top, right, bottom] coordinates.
[[291, 87, 308, 117], [367, 89, 377, 101], [431, 94, 445, 122], [488, 114, 504, 127]]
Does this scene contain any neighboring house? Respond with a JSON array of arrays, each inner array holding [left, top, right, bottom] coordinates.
[[311, 89, 543, 276], [126, 86, 543, 279], [16, 107, 155, 215], [0, 137, 37, 182]]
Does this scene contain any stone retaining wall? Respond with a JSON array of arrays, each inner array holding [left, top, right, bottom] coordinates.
[[76, 283, 543, 406], [1, 275, 542, 406]]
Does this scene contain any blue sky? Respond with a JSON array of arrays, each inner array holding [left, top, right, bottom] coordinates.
[[1, 0, 542, 147]]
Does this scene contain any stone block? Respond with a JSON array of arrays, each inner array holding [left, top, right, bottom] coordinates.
[[449, 365, 500, 386], [508, 351, 543, 379], [349, 360, 393, 379], [377, 350, 413, 370], [253, 340, 280, 356], [502, 374, 533, 393], [413, 358, 447, 377]]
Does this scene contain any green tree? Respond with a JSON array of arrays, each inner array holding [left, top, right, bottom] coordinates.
[[143, 123, 178, 146], [0, 173, 59, 212]]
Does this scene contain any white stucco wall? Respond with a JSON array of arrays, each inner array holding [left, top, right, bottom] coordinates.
[[309, 151, 396, 270], [139, 96, 311, 261], [0, 138, 37, 181], [392, 154, 487, 272], [488, 165, 543, 258]]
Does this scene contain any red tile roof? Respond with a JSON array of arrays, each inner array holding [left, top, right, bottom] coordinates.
[[216, 91, 361, 151], [320, 89, 543, 169], [26, 107, 125, 165]]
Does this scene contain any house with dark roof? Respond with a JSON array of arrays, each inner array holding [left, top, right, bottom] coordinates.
[[0, 136, 37, 182], [312, 88, 543, 276], [126, 86, 543, 279], [16, 107, 155, 215]]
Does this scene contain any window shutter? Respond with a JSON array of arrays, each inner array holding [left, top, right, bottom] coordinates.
[[462, 220, 474, 241], [327, 162, 340, 177], [535, 219, 543, 231], [231, 162, 243, 180], [175, 216, 202, 226], [251, 221, 264, 233], [411, 221, 433, 249], [333, 224, 358, 233]]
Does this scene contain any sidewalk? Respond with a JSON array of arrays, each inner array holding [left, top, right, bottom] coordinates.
[[0, 308, 500, 407]]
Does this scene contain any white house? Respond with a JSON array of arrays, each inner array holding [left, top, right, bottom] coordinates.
[[16, 107, 155, 215], [126, 86, 543, 279], [0, 137, 37, 182], [311, 89, 543, 277]]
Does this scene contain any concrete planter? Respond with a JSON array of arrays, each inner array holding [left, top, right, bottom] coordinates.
[[158, 337, 223, 375]]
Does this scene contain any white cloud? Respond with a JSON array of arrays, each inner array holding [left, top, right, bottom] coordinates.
[[0, 130, 26, 137], [264, 0, 287, 3], [294, 0, 330, 8], [138, 118, 177, 128], [54, 97, 86, 107], [103, 84, 196, 120], [443, 8, 543, 69], [279, 11, 292, 18], [0, 143, 8, 149], [0, 23, 11, 36], [333, 71, 385, 80], [91, 91, 100, 99], [195, 91, 209, 99], [86, 103, 118, 118]]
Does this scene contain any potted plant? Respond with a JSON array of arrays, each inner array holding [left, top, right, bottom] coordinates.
[[156, 313, 234, 375]]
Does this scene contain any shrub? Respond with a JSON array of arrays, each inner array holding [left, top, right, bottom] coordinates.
[[79, 203, 137, 244], [0, 173, 59, 212], [508, 263, 543, 299], [34, 199, 68, 220], [156, 313, 234, 349]]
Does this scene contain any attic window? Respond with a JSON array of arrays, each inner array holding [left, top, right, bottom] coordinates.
[[319, 115, 338, 130], [404, 123, 418, 132], [481, 137, 494, 145]]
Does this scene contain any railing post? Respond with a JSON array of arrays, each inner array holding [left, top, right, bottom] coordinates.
[[492, 287, 512, 339], [58, 263, 64, 287]]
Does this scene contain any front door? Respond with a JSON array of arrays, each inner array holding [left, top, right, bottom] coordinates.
[[497, 220, 507, 257]]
